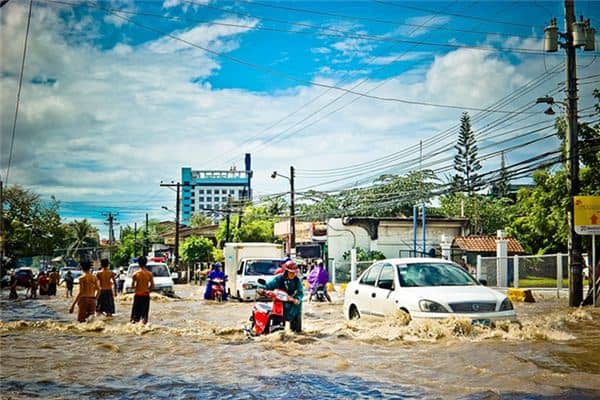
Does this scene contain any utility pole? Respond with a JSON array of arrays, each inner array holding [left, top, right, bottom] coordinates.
[[225, 195, 232, 242], [271, 167, 296, 255], [160, 182, 181, 271], [144, 213, 149, 256], [102, 212, 119, 261], [0, 179, 4, 272], [134, 222, 138, 256], [543, 0, 596, 306], [290, 165, 296, 253]]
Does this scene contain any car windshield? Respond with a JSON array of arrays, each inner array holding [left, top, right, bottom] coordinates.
[[397, 262, 478, 287], [244, 260, 281, 276], [128, 264, 170, 277]]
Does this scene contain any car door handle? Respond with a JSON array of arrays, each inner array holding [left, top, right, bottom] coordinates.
[[371, 293, 376, 298], [354, 290, 359, 295]]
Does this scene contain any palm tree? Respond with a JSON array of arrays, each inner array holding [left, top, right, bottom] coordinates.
[[67, 219, 98, 259]]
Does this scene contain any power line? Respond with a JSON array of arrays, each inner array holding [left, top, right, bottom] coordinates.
[[5, 0, 33, 186]]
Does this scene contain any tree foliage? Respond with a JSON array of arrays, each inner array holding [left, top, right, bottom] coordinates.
[[439, 193, 513, 236], [298, 170, 439, 220], [2, 185, 67, 269], [215, 205, 277, 244], [506, 89, 599, 254], [66, 219, 98, 258], [453, 112, 482, 194], [342, 247, 386, 261], [190, 212, 214, 228], [181, 236, 215, 265]]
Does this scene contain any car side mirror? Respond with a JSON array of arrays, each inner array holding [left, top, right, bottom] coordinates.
[[257, 278, 267, 285], [479, 279, 487, 286]]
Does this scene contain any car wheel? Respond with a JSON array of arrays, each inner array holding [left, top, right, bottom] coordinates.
[[349, 304, 360, 320], [397, 308, 411, 325]]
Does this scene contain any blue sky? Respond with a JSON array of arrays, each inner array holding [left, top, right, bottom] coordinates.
[[1, 0, 599, 238]]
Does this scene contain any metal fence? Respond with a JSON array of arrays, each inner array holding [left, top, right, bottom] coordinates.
[[329, 259, 375, 284], [477, 253, 570, 291]]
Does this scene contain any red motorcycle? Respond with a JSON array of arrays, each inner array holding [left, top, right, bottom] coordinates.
[[245, 284, 293, 336], [209, 278, 225, 302]]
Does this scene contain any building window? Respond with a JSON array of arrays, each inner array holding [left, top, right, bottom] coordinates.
[[207, 189, 212, 194], [222, 189, 227, 194], [199, 197, 204, 202], [206, 197, 212, 202], [229, 190, 235, 194], [198, 189, 204, 194], [238, 190, 244, 197]]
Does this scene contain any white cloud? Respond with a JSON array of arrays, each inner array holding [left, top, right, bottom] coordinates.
[[0, 3, 577, 237]]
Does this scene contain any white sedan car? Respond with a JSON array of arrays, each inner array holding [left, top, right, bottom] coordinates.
[[123, 262, 175, 296], [343, 258, 517, 324]]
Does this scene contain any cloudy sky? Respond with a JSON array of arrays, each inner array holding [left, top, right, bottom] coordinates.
[[1, 0, 598, 238]]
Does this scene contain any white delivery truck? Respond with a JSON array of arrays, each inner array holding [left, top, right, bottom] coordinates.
[[224, 242, 285, 301]]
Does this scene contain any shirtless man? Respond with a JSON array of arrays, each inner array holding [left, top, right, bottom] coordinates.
[[69, 260, 99, 322], [130, 256, 154, 324], [96, 259, 117, 317]]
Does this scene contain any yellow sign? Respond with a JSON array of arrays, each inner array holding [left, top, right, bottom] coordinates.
[[574, 196, 600, 235]]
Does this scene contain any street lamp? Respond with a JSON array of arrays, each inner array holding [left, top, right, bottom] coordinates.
[[271, 166, 295, 255], [535, 96, 567, 116]]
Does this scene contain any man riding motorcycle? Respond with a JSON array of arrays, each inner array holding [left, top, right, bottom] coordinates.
[[308, 259, 332, 302], [204, 262, 228, 301], [257, 260, 303, 332]]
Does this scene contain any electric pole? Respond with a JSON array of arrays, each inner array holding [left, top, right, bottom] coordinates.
[[144, 213, 149, 256], [102, 212, 119, 261], [160, 182, 181, 271], [290, 165, 296, 253], [543, 0, 596, 306]]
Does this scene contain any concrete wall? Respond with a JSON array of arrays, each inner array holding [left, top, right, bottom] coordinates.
[[327, 217, 465, 262]]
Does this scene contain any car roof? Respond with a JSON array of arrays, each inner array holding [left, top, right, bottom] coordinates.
[[371, 258, 455, 265]]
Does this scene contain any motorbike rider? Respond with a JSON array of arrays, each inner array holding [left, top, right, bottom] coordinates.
[[307, 259, 332, 302], [257, 260, 303, 332], [204, 262, 227, 301]]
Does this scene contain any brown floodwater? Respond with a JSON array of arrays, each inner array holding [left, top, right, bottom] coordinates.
[[1, 285, 599, 399]]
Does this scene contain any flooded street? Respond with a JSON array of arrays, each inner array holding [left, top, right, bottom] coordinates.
[[1, 284, 599, 399]]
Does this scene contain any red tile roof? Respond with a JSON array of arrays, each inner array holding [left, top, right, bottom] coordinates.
[[453, 236, 525, 254]]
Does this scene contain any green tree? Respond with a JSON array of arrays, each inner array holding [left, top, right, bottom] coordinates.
[[440, 193, 513, 236], [215, 205, 277, 244], [181, 236, 214, 265], [2, 185, 67, 268], [298, 170, 438, 220], [66, 219, 98, 259], [453, 112, 482, 194], [190, 212, 214, 228], [506, 170, 568, 254], [342, 247, 386, 261], [507, 89, 599, 254]]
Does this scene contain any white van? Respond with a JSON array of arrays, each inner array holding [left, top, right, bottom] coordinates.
[[233, 258, 284, 301], [123, 262, 175, 296]]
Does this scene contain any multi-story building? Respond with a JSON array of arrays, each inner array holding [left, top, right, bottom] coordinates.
[[181, 154, 252, 225]]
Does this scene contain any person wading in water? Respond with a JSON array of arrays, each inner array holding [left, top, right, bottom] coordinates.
[[130, 256, 154, 324], [96, 259, 117, 317], [69, 260, 99, 323]]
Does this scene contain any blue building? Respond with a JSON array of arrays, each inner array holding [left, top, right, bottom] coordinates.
[[181, 154, 252, 225]]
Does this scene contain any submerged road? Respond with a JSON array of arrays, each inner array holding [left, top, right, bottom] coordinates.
[[1, 284, 599, 399]]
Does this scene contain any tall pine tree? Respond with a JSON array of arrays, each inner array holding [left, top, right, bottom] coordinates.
[[453, 112, 482, 194]]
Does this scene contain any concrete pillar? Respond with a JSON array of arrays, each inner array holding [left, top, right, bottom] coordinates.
[[332, 259, 337, 285], [350, 248, 357, 282], [440, 234, 452, 260], [557, 252, 563, 294], [476, 255, 482, 281], [496, 230, 508, 287], [513, 255, 519, 288]]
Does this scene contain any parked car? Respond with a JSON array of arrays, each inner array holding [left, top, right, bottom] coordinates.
[[123, 262, 175, 296], [343, 258, 517, 325], [14, 268, 35, 287], [60, 268, 83, 284]]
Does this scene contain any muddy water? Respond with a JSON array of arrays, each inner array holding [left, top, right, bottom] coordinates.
[[1, 285, 599, 399]]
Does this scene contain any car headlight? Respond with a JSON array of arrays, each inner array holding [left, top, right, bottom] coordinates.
[[242, 283, 256, 290], [499, 298, 514, 311], [419, 299, 449, 313]]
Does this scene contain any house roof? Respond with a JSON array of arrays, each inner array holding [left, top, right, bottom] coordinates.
[[453, 236, 525, 254]]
